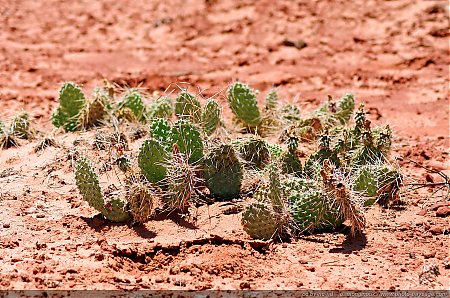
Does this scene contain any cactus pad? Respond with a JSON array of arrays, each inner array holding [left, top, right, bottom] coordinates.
[[204, 144, 243, 199], [201, 98, 221, 135], [241, 202, 277, 240], [171, 120, 203, 164], [148, 96, 173, 119], [227, 82, 261, 127], [52, 82, 86, 132], [175, 90, 202, 123], [138, 139, 168, 183]]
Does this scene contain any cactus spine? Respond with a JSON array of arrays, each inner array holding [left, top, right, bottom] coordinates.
[[227, 82, 261, 128], [175, 90, 202, 123], [52, 82, 86, 132], [201, 98, 221, 135], [204, 144, 243, 199]]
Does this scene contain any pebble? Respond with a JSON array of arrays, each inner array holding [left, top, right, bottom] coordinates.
[[361, 257, 368, 262], [305, 266, 315, 272], [417, 209, 427, 216], [239, 281, 251, 289], [3, 223, 10, 228], [429, 225, 444, 235], [423, 251, 436, 259], [154, 276, 165, 283], [400, 268, 407, 272], [431, 202, 449, 211], [436, 206, 450, 217], [36, 214, 45, 218]]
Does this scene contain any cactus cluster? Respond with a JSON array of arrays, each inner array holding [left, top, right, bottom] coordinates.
[[0, 112, 33, 149], [57, 81, 402, 239]]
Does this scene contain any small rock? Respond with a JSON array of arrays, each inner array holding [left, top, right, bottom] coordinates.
[[36, 214, 45, 219], [431, 202, 449, 211], [323, 243, 330, 248], [429, 225, 444, 235], [239, 281, 251, 289], [436, 206, 450, 217], [169, 266, 180, 275], [154, 276, 165, 283], [423, 251, 436, 259], [400, 268, 407, 272], [3, 223, 10, 228], [361, 257, 368, 262], [306, 266, 315, 272], [171, 277, 186, 287], [425, 174, 434, 183], [417, 209, 427, 216], [443, 260, 450, 269]]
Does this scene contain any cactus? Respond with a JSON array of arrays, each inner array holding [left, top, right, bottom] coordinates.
[[227, 82, 261, 128], [126, 182, 159, 223], [335, 93, 355, 125], [171, 119, 203, 164], [354, 164, 402, 206], [118, 89, 145, 121], [80, 88, 108, 128], [165, 145, 202, 212], [138, 139, 169, 183], [201, 98, 221, 135], [234, 137, 270, 169], [280, 104, 301, 124], [149, 118, 172, 146], [265, 89, 278, 111], [175, 90, 202, 123], [204, 144, 243, 199], [52, 82, 86, 132], [74, 157, 130, 222], [241, 202, 277, 240], [268, 143, 284, 159], [304, 134, 340, 178], [148, 96, 173, 119], [10, 112, 31, 139], [281, 136, 302, 176]]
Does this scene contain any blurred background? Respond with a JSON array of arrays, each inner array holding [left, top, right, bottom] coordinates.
[[0, 0, 448, 138]]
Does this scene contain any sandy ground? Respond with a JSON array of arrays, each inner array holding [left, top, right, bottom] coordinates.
[[0, 0, 449, 291]]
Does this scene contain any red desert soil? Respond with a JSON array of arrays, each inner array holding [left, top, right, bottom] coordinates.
[[0, 0, 448, 291]]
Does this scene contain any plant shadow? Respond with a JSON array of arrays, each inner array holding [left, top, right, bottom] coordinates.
[[329, 231, 367, 254]]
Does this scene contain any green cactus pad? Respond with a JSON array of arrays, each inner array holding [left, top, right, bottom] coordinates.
[[75, 156, 130, 222], [148, 96, 173, 119], [201, 98, 221, 135], [281, 151, 303, 176], [335, 93, 355, 125], [227, 82, 261, 127], [52, 82, 86, 132], [241, 202, 277, 240], [103, 196, 130, 222], [10, 112, 30, 139], [138, 139, 168, 183], [171, 120, 203, 164], [119, 89, 145, 121], [354, 164, 402, 206], [175, 90, 202, 123], [126, 182, 158, 223], [149, 118, 172, 146], [280, 104, 301, 123], [235, 137, 270, 169], [204, 144, 243, 199], [268, 143, 284, 159], [265, 89, 278, 110], [284, 178, 343, 232]]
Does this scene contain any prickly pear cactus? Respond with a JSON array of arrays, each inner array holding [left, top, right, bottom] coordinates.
[[175, 90, 202, 123], [281, 136, 302, 176], [201, 98, 221, 135], [268, 143, 284, 159], [241, 202, 277, 240], [126, 182, 159, 223], [284, 177, 344, 232], [235, 137, 270, 169], [334, 93, 355, 125], [119, 89, 145, 121], [227, 82, 261, 128], [138, 139, 168, 183], [52, 82, 86, 132], [148, 96, 173, 119], [265, 89, 278, 111], [10, 112, 30, 139], [81, 92, 107, 129], [171, 120, 203, 164], [280, 104, 301, 123], [304, 134, 340, 178], [204, 144, 243, 199], [149, 118, 172, 146], [75, 157, 129, 222], [354, 164, 402, 206]]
